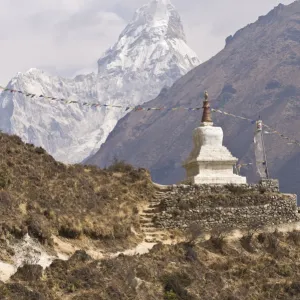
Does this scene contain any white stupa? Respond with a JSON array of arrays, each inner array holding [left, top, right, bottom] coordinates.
[[183, 92, 247, 185]]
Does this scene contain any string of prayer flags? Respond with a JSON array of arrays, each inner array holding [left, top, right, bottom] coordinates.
[[1, 84, 300, 147]]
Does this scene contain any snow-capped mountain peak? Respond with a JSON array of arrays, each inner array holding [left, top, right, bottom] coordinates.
[[130, 0, 174, 28], [123, 0, 185, 42], [98, 0, 199, 81], [0, 0, 200, 164]]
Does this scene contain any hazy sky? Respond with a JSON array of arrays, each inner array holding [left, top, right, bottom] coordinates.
[[0, 0, 295, 84]]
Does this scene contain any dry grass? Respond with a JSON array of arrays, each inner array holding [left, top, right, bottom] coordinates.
[[0, 132, 155, 248], [2, 231, 300, 299], [2, 132, 300, 299]]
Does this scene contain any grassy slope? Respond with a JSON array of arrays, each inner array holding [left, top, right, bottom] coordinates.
[[1, 231, 300, 299], [1, 132, 300, 299], [0, 132, 154, 255]]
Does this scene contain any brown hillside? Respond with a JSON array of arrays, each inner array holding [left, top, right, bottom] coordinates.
[[0, 131, 154, 252], [88, 1, 300, 197], [2, 231, 300, 299]]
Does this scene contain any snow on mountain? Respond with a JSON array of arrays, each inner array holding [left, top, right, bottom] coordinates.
[[0, 0, 200, 164]]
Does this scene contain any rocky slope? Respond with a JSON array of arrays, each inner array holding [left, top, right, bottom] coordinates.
[[0, 0, 200, 164], [2, 230, 300, 299], [88, 1, 300, 196]]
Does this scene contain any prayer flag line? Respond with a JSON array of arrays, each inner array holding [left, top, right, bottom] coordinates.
[[1, 85, 299, 147]]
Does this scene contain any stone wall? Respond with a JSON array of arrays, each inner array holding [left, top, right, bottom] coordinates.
[[153, 180, 299, 231]]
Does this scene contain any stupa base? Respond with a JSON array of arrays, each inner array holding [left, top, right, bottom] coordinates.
[[183, 174, 247, 185]]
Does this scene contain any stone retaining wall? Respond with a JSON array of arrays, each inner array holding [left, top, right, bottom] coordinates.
[[153, 180, 299, 230]]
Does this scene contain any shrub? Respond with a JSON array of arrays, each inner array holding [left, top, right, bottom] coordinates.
[[286, 282, 300, 296], [132, 206, 139, 214], [186, 223, 203, 244], [12, 264, 43, 282], [164, 290, 178, 300], [0, 190, 12, 208], [257, 232, 284, 257], [107, 157, 134, 173], [257, 232, 266, 244], [26, 215, 53, 245], [211, 235, 226, 252], [0, 171, 10, 189], [128, 169, 144, 181], [266, 233, 280, 254], [113, 223, 131, 239], [162, 272, 194, 300], [106, 285, 123, 299], [99, 187, 110, 199], [209, 227, 228, 253], [11, 134, 22, 144], [185, 244, 198, 262], [259, 186, 267, 194], [240, 233, 256, 253], [35, 147, 46, 154], [277, 264, 293, 277], [0, 283, 45, 299], [43, 209, 56, 220], [287, 230, 300, 245], [69, 251, 92, 264], [59, 224, 82, 239], [0, 175, 6, 189]]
